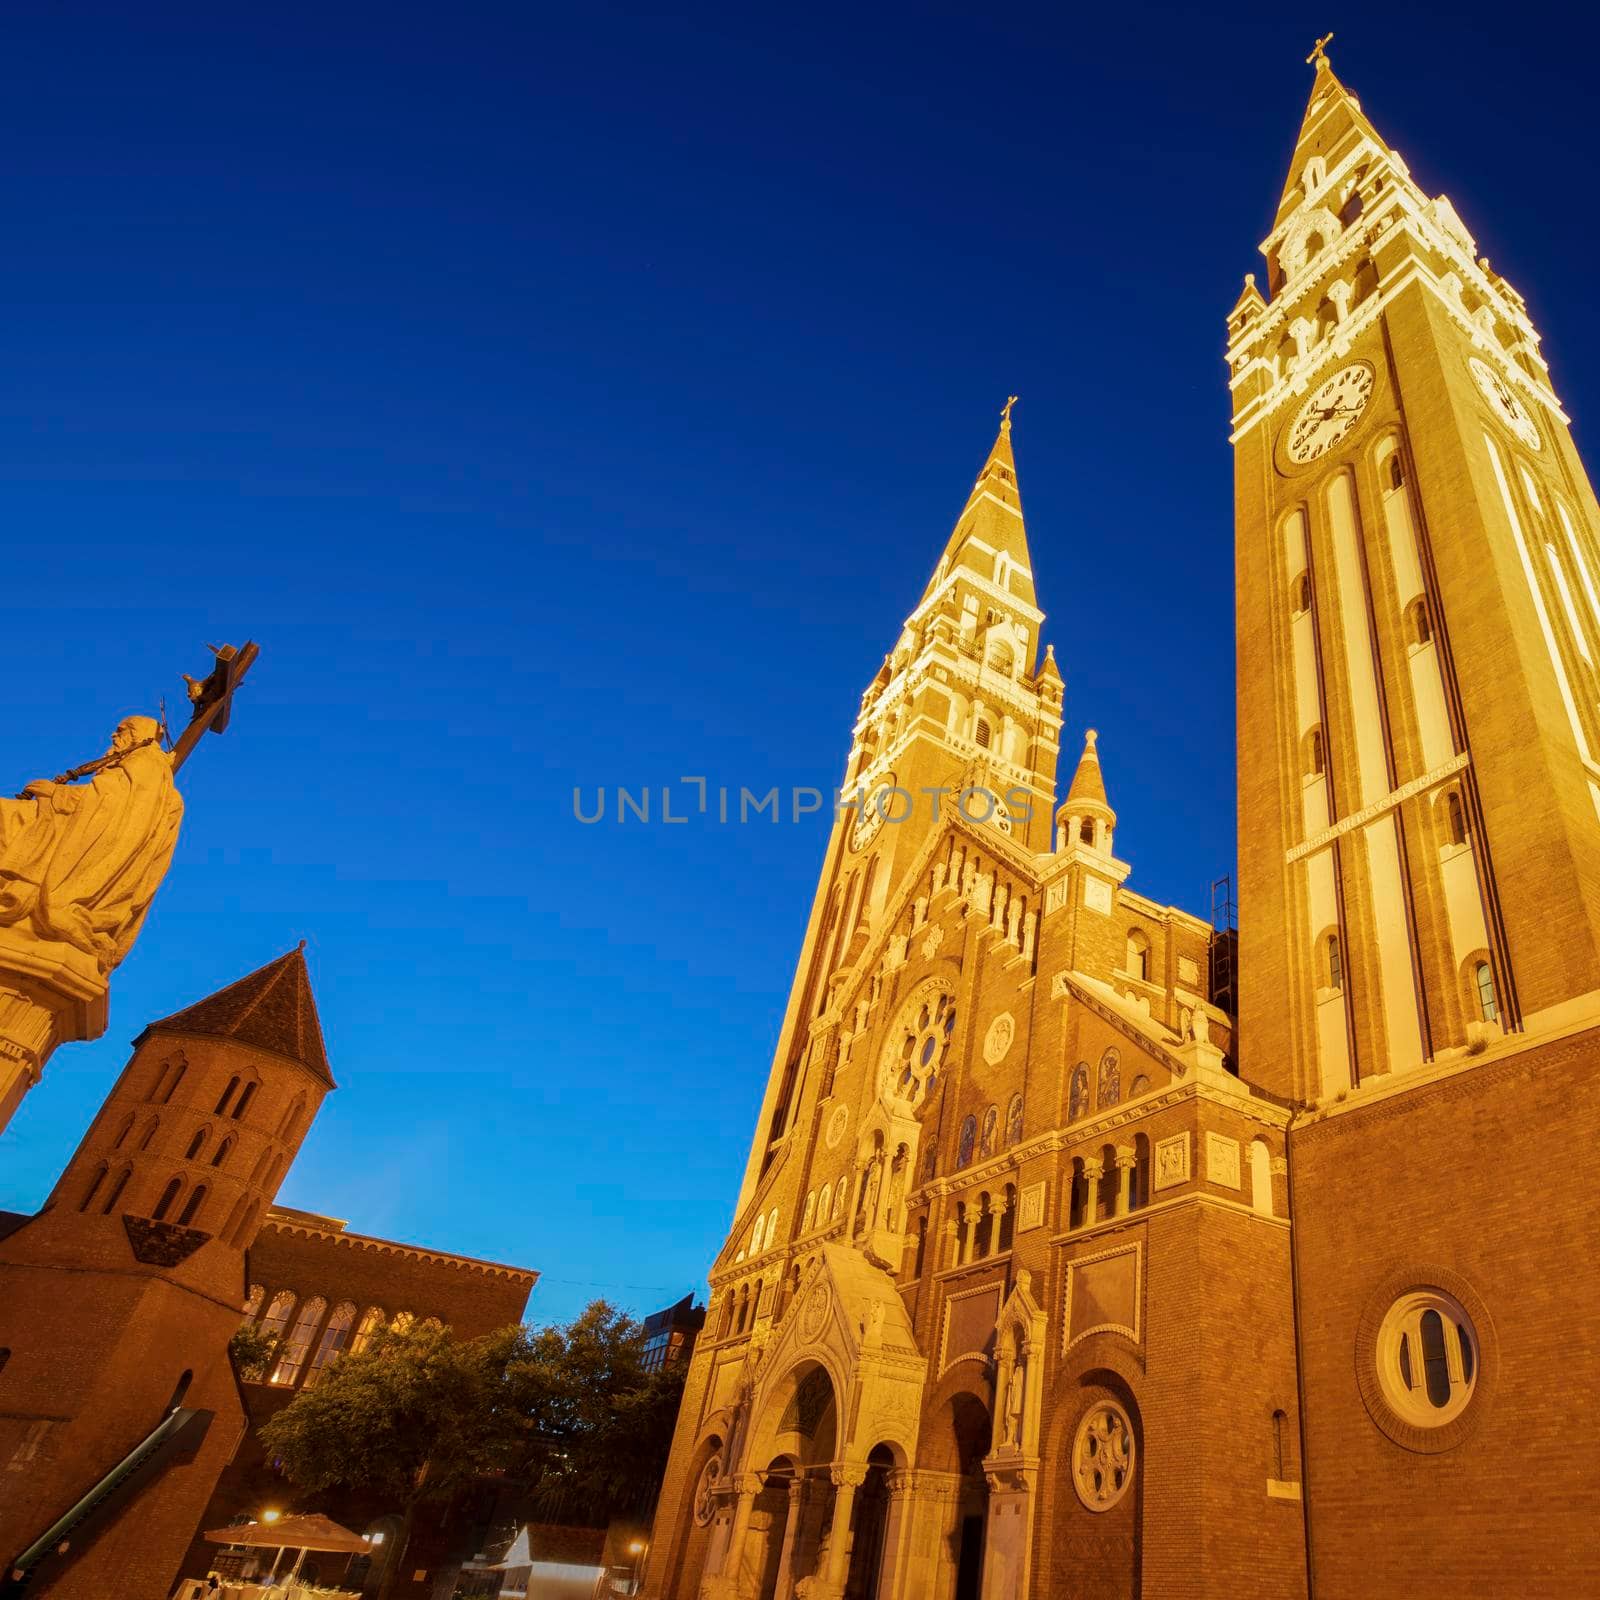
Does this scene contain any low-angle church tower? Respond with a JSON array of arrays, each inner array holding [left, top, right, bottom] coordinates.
[[0, 948, 332, 1599], [646, 417, 1297, 1600], [1228, 41, 1600, 1594]]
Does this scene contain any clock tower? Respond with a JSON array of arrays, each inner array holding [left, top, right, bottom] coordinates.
[[1230, 46, 1600, 1594]]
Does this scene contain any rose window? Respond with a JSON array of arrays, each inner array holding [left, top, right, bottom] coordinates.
[[1072, 1401, 1135, 1512], [888, 989, 957, 1108], [692, 1451, 722, 1526]]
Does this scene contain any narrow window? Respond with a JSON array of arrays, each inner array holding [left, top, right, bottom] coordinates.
[[350, 1306, 387, 1356], [1420, 1309, 1452, 1408], [1446, 791, 1467, 846], [178, 1185, 207, 1227], [1308, 727, 1325, 777], [1410, 597, 1432, 646], [1293, 572, 1312, 613], [1327, 933, 1344, 991], [1272, 1410, 1287, 1480], [271, 1297, 327, 1387], [80, 1165, 109, 1212], [214, 1077, 240, 1116], [975, 718, 992, 750], [138, 1118, 160, 1151], [152, 1178, 183, 1222], [913, 1216, 927, 1278], [1079, 819, 1095, 845], [231, 1081, 258, 1120], [210, 1136, 234, 1169], [157, 1061, 186, 1104], [1388, 453, 1405, 491], [304, 1302, 358, 1388], [184, 1129, 207, 1160], [1475, 961, 1498, 1022], [101, 1168, 132, 1214], [111, 1114, 135, 1151]]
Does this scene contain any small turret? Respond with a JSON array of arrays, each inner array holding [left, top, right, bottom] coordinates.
[[1055, 728, 1117, 857]]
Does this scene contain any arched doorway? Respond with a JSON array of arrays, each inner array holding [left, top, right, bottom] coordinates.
[[914, 1383, 993, 1600], [843, 1443, 895, 1599]]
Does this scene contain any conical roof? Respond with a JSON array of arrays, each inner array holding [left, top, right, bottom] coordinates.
[[1065, 728, 1110, 810], [143, 945, 333, 1086], [1270, 49, 1394, 236]]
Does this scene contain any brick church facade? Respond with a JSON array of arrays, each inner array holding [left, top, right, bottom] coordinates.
[[644, 48, 1600, 1600]]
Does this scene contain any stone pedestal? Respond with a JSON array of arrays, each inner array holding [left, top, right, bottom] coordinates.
[[980, 1454, 1039, 1600], [0, 928, 108, 1130]]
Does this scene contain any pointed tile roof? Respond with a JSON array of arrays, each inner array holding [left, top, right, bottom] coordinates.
[[921, 405, 1038, 614], [1065, 728, 1110, 810], [142, 945, 333, 1086]]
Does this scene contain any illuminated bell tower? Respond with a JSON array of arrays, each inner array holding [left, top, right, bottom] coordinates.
[[734, 406, 1063, 1212], [1229, 42, 1600, 1101]]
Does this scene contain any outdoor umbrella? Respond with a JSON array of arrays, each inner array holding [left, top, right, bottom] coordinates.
[[203, 1513, 371, 1588]]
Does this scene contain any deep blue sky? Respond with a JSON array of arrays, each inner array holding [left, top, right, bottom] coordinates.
[[4, 2, 1597, 1325]]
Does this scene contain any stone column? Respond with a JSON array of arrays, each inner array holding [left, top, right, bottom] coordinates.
[[822, 1464, 867, 1594], [708, 1474, 760, 1599], [1115, 1148, 1137, 1217], [1082, 1160, 1103, 1227], [876, 1469, 918, 1600], [771, 1476, 807, 1600]]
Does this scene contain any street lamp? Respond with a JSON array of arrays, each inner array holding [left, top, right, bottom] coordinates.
[[627, 1539, 648, 1595]]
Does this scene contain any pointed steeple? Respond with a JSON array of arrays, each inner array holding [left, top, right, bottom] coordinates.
[[921, 399, 1038, 617], [141, 944, 333, 1086], [1270, 41, 1395, 236]]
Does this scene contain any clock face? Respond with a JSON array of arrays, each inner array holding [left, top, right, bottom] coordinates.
[[1287, 362, 1376, 465], [1469, 356, 1541, 451], [850, 780, 893, 851]]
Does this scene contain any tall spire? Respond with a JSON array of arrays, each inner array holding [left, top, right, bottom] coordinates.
[[920, 399, 1038, 618], [1065, 727, 1110, 809]]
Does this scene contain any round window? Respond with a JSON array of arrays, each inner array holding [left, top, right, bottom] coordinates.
[[1071, 1400, 1135, 1512], [692, 1451, 722, 1526], [1376, 1290, 1478, 1427]]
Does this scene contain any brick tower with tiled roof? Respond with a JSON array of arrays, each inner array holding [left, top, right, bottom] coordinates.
[[0, 950, 334, 1599]]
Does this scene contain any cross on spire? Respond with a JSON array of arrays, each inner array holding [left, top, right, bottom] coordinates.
[[1000, 395, 1019, 431], [1306, 32, 1334, 70]]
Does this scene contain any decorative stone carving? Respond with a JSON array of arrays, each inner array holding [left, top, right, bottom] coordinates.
[[825, 1103, 849, 1150], [800, 1284, 831, 1341], [1017, 1180, 1046, 1233], [1205, 1131, 1241, 1189], [121, 1215, 210, 1267], [1153, 1132, 1191, 1191], [982, 1011, 1015, 1066], [921, 924, 944, 961]]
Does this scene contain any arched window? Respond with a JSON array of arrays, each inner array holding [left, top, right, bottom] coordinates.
[[975, 718, 993, 750], [956, 1115, 977, 1169], [802, 1191, 817, 1233], [214, 1077, 240, 1116], [1307, 727, 1325, 777], [228, 1198, 262, 1250], [999, 1183, 1016, 1252], [1005, 1093, 1024, 1148], [350, 1306, 387, 1356], [1079, 818, 1095, 845], [1125, 931, 1150, 982], [1129, 1073, 1150, 1098], [1250, 1140, 1274, 1217], [184, 1128, 208, 1160], [242, 1284, 265, 1324], [1132, 1134, 1151, 1212], [304, 1302, 357, 1387], [154, 1057, 186, 1104], [1068, 1063, 1089, 1121], [1445, 790, 1468, 846], [750, 1214, 765, 1255], [817, 1182, 832, 1225], [1292, 572, 1312, 614], [80, 1164, 109, 1212], [138, 1117, 160, 1152], [210, 1135, 235, 1169], [389, 1311, 416, 1337], [258, 1290, 297, 1349], [178, 1184, 208, 1227], [1096, 1145, 1119, 1219], [979, 1104, 999, 1160], [102, 1167, 132, 1214], [271, 1297, 326, 1386], [1326, 932, 1344, 991], [278, 1093, 307, 1141], [152, 1177, 184, 1222], [913, 1215, 928, 1278], [1068, 1159, 1088, 1230], [111, 1113, 135, 1151], [231, 1081, 258, 1121], [1474, 961, 1498, 1022], [833, 1176, 849, 1220], [1098, 1049, 1121, 1108]]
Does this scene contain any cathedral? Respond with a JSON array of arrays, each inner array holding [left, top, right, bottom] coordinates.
[[643, 46, 1600, 1600]]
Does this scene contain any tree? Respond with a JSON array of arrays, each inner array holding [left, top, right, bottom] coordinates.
[[506, 1300, 686, 1523], [259, 1320, 528, 1600], [228, 1323, 279, 1383]]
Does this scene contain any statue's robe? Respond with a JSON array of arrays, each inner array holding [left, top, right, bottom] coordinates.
[[0, 737, 183, 972]]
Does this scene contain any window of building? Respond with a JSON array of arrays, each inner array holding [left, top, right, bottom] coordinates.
[[210, 1135, 234, 1169], [278, 1093, 307, 1141], [973, 1193, 994, 1258], [1307, 726, 1325, 777], [138, 1117, 160, 1151], [177, 1185, 208, 1227], [1474, 961, 1498, 1022], [1068, 1159, 1087, 1230], [111, 1113, 135, 1151], [1068, 1063, 1089, 1122], [1326, 931, 1344, 991], [1098, 1049, 1121, 1108], [1250, 1139, 1274, 1216], [272, 1297, 327, 1386], [80, 1164, 109, 1212], [999, 1183, 1016, 1252], [975, 718, 992, 749], [957, 1115, 977, 1169], [1125, 932, 1150, 982], [152, 1177, 183, 1222], [1407, 596, 1432, 647], [389, 1311, 416, 1337], [350, 1306, 387, 1356], [184, 1128, 208, 1160], [102, 1167, 132, 1214], [1272, 1410, 1289, 1480], [154, 1057, 186, 1104], [1387, 452, 1405, 491], [1376, 1291, 1478, 1426], [231, 1080, 258, 1121], [228, 1198, 262, 1250], [304, 1302, 358, 1387], [1079, 818, 1095, 846], [214, 1077, 240, 1116], [912, 1215, 928, 1278], [1292, 572, 1312, 614], [1005, 1093, 1024, 1148], [242, 1285, 265, 1324], [1071, 1400, 1136, 1512], [257, 1290, 297, 1359], [1445, 790, 1467, 846]]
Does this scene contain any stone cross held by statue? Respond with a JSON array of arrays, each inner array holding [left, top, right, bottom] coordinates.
[[168, 640, 260, 773]]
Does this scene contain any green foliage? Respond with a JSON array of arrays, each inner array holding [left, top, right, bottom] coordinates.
[[256, 1300, 688, 1530], [228, 1323, 279, 1382]]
